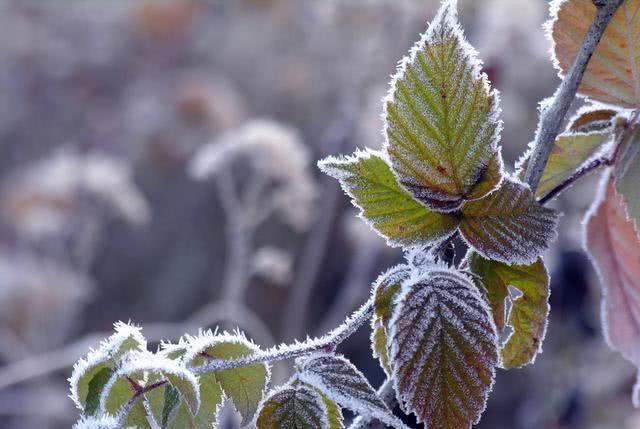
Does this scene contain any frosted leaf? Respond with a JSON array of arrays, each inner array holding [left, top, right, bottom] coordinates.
[[183, 330, 270, 425], [297, 353, 404, 429], [372, 265, 411, 326], [515, 130, 611, 200], [72, 414, 119, 429], [369, 265, 411, 375], [613, 127, 640, 236], [389, 268, 498, 428], [584, 173, 640, 405], [319, 149, 459, 248], [256, 384, 329, 429], [315, 389, 344, 429], [371, 319, 393, 376], [549, 0, 640, 107], [384, 0, 503, 212], [145, 364, 222, 429], [99, 351, 200, 417], [568, 106, 617, 133], [468, 251, 550, 368], [69, 321, 147, 411], [459, 178, 560, 264]]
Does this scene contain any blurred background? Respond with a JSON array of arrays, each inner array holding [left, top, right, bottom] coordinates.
[[0, 0, 637, 428]]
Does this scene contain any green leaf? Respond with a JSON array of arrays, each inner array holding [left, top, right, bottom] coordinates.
[[459, 178, 559, 264], [389, 268, 498, 428], [370, 264, 410, 376], [371, 320, 392, 377], [468, 252, 550, 369], [184, 333, 269, 426], [256, 384, 328, 429], [85, 367, 113, 415], [167, 402, 199, 429], [102, 377, 134, 415], [384, 0, 502, 211], [69, 322, 146, 412], [317, 390, 344, 429], [614, 128, 640, 235], [298, 353, 399, 427], [125, 399, 153, 429], [319, 149, 459, 247], [372, 265, 410, 325], [516, 131, 610, 199]]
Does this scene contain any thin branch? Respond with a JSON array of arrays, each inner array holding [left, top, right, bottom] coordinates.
[[193, 296, 373, 375], [524, 0, 624, 190], [539, 155, 611, 205]]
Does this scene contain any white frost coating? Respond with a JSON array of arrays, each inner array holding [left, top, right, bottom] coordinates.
[[256, 383, 330, 429], [381, 0, 503, 207], [544, 0, 566, 80], [297, 353, 408, 429], [72, 414, 119, 429], [98, 350, 200, 416], [388, 265, 498, 426], [182, 329, 261, 365], [69, 321, 146, 410]]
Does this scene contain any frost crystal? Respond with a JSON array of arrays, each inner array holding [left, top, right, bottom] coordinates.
[[72, 414, 119, 429]]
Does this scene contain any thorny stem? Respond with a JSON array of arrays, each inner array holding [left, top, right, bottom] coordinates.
[[524, 0, 624, 190]]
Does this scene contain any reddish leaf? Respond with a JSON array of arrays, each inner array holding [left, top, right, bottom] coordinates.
[[584, 174, 640, 405]]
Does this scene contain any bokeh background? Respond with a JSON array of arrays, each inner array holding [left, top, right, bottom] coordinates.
[[0, 0, 637, 428]]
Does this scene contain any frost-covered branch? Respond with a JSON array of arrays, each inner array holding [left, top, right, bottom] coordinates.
[[524, 0, 623, 190], [194, 296, 373, 375]]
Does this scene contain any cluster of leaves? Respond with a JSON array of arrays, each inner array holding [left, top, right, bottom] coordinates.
[[320, 2, 560, 427], [69, 323, 269, 428], [69, 0, 640, 428], [69, 322, 405, 429], [320, 0, 640, 426]]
